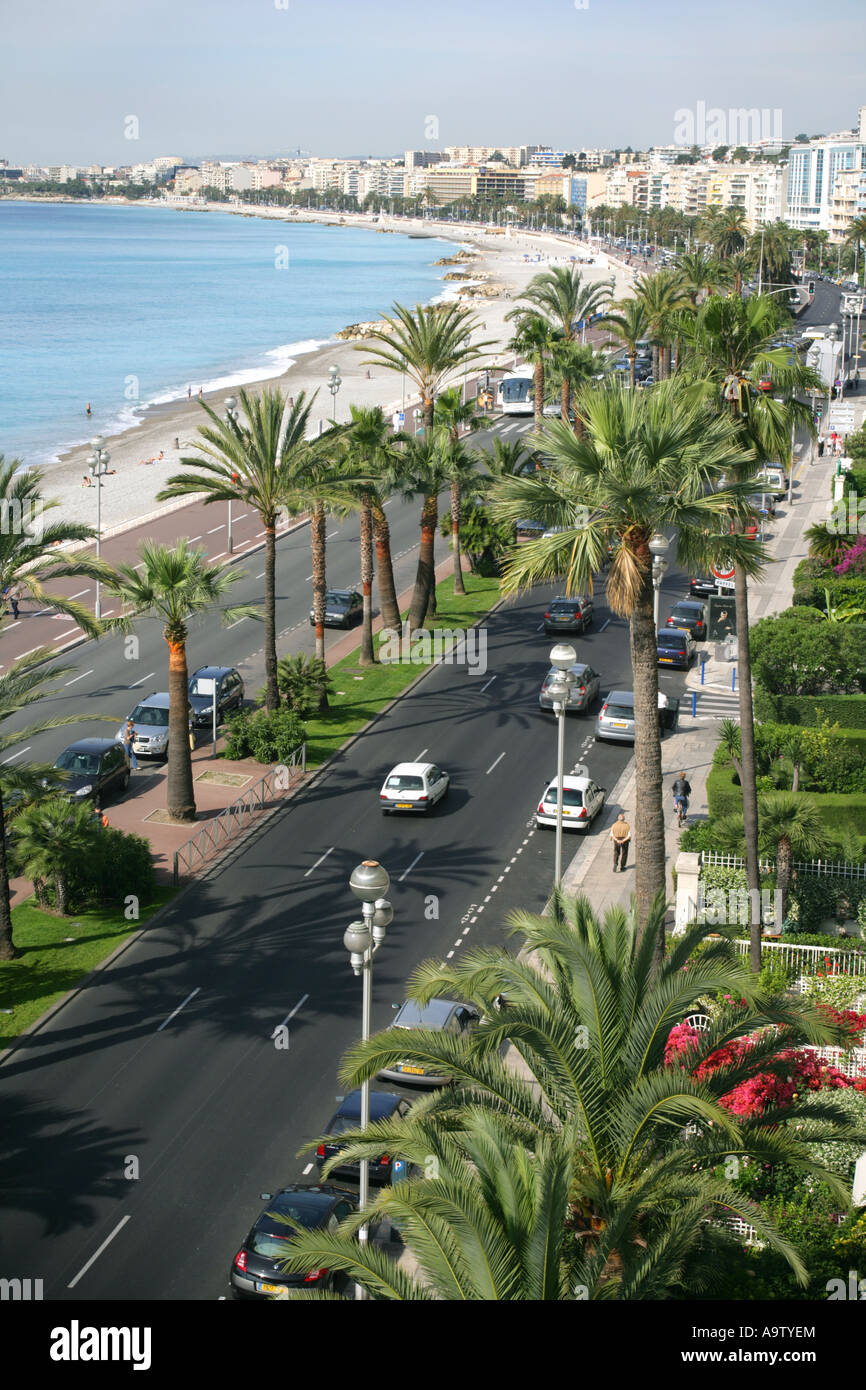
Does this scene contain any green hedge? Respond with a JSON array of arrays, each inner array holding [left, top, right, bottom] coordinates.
[[754, 690, 866, 728], [707, 764, 866, 836], [792, 572, 866, 612]]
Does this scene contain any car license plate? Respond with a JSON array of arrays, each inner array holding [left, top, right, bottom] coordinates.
[[659, 657, 673, 663], [400, 1065, 424, 1075], [611, 720, 628, 728], [257, 1282, 282, 1294], [395, 802, 412, 809]]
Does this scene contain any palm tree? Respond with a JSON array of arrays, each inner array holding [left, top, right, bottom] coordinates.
[[547, 340, 605, 433], [844, 214, 866, 283], [749, 222, 793, 289], [0, 458, 112, 637], [512, 265, 613, 418], [157, 388, 315, 711], [723, 251, 755, 299], [633, 269, 686, 380], [434, 387, 481, 596], [600, 297, 648, 388], [360, 302, 493, 431], [276, 653, 333, 715], [106, 542, 260, 821], [758, 793, 833, 924], [0, 652, 94, 959], [805, 521, 848, 565], [679, 292, 822, 972], [10, 798, 98, 917], [709, 208, 749, 260], [675, 249, 726, 306], [342, 406, 403, 637], [276, 895, 855, 1298], [390, 434, 452, 634], [505, 311, 557, 425], [490, 381, 761, 953]]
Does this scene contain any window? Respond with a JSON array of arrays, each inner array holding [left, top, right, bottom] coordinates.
[[386, 775, 423, 791], [544, 787, 584, 807], [132, 706, 169, 727]]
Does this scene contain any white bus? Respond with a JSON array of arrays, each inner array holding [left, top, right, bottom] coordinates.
[[498, 372, 535, 415]]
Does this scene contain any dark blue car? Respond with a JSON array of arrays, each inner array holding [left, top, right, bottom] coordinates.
[[656, 628, 695, 669]]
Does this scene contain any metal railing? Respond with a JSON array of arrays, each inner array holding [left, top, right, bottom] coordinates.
[[702, 850, 866, 881], [733, 938, 866, 977], [172, 746, 306, 885]]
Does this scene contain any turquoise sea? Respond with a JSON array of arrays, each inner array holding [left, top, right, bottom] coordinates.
[[0, 201, 454, 467]]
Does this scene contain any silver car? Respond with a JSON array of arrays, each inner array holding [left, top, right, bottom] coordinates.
[[595, 689, 679, 743], [378, 998, 480, 1086], [538, 662, 601, 714], [116, 692, 193, 760]]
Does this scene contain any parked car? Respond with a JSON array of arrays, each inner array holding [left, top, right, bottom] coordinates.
[[538, 661, 601, 713], [535, 774, 606, 831], [377, 998, 480, 1085], [229, 1184, 358, 1299], [748, 491, 776, 517], [316, 1090, 413, 1184], [52, 739, 130, 802], [379, 761, 450, 814], [309, 589, 363, 629], [755, 466, 788, 499], [689, 574, 721, 598], [656, 627, 695, 669], [596, 689, 680, 743], [115, 693, 188, 760], [542, 594, 594, 634], [666, 600, 708, 641], [187, 666, 245, 727]]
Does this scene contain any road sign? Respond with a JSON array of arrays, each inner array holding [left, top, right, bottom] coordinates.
[[711, 561, 735, 582], [828, 407, 855, 428]]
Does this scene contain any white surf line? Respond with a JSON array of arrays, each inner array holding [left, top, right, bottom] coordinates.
[[129, 671, 155, 688], [479, 675, 497, 694], [156, 987, 201, 1033], [67, 1216, 131, 1289], [304, 846, 334, 878], [599, 618, 611, 632], [486, 752, 506, 775], [64, 669, 93, 686], [399, 852, 424, 882], [1, 746, 30, 765], [207, 524, 225, 534], [271, 992, 310, 1038]]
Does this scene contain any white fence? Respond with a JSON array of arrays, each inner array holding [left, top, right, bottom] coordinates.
[[702, 850, 866, 882], [803, 1045, 866, 1078], [732, 938, 866, 977]]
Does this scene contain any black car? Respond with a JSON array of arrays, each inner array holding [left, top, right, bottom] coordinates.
[[187, 666, 245, 727], [689, 575, 721, 599], [230, 1184, 358, 1299], [542, 595, 594, 634], [52, 739, 130, 803], [309, 589, 363, 629], [666, 600, 708, 640], [316, 1090, 413, 1184]]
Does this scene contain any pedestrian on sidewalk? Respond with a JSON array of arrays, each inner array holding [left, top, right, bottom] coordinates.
[[188, 714, 196, 752], [122, 718, 139, 771], [610, 812, 631, 872], [9, 587, 20, 620], [817, 435, 825, 458], [93, 802, 109, 829]]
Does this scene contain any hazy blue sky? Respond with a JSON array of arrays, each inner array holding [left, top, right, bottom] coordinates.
[[4, 0, 865, 165]]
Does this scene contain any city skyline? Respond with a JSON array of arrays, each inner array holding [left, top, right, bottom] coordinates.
[[3, 0, 865, 165]]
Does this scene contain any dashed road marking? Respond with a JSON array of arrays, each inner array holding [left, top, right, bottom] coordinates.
[[157, 987, 201, 1032], [304, 847, 334, 878], [399, 852, 424, 882], [486, 752, 506, 775]]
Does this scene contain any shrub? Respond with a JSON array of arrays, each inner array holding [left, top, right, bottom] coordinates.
[[678, 821, 716, 854], [707, 764, 866, 839], [223, 707, 306, 764], [753, 690, 866, 729], [64, 826, 154, 910], [275, 653, 333, 716], [750, 610, 866, 694]]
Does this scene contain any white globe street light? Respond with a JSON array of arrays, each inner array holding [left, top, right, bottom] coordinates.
[[648, 533, 670, 630], [88, 437, 111, 619]]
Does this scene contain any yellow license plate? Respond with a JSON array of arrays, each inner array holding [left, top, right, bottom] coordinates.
[[400, 1065, 424, 1075], [563, 809, 571, 815], [611, 721, 628, 728], [659, 657, 673, 663], [395, 802, 412, 809], [257, 1282, 282, 1294]]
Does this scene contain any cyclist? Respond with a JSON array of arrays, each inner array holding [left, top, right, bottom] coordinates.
[[672, 772, 692, 825]]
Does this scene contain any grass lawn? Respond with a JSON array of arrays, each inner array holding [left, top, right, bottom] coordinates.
[[303, 573, 502, 767], [0, 886, 177, 1050]]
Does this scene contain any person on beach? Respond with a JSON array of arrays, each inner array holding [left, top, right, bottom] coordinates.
[[86, 402, 92, 417], [123, 718, 139, 771], [82, 474, 92, 487], [187, 386, 191, 401], [610, 813, 631, 873], [198, 386, 203, 398]]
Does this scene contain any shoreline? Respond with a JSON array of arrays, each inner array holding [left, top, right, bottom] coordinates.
[[5, 197, 635, 538]]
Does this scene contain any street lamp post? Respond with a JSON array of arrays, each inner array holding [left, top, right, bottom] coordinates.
[[224, 395, 240, 554], [343, 860, 393, 1299], [328, 364, 343, 422], [86, 436, 111, 620], [547, 643, 577, 891], [649, 531, 670, 631]]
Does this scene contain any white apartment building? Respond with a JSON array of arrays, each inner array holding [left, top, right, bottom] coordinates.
[[828, 167, 866, 243], [786, 107, 866, 233]]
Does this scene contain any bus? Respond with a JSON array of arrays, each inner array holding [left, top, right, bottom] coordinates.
[[498, 373, 535, 415]]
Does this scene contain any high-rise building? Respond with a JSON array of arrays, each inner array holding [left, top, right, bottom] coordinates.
[[786, 109, 866, 233]]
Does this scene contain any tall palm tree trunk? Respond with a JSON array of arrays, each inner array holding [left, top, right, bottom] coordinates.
[[450, 480, 465, 596], [534, 361, 544, 427], [372, 502, 401, 632], [166, 635, 196, 821], [0, 783, 16, 959], [311, 504, 329, 708], [263, 521, 279, 711], [776, 835, 793, 925], [561, 373, 571, 425], [407, 492, 438, 633], [629, 352, 636, 391], [734, 560, 762, 973], [55, 872, 69, 917], [652, 342, 660, 383], [630, 563, 667, 967], [359, 493, 376, 666]]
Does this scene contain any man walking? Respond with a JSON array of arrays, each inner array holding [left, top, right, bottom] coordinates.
[[122, 717, 139, 771], [9, 586, 20, 620], [610, 812, 631, 872]]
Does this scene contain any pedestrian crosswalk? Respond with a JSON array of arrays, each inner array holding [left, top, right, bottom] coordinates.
[[681, 687, 741, 722]]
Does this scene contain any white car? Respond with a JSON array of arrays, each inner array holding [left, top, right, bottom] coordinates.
[[379, 761, 450, 815], [535, 774, 606, 831]]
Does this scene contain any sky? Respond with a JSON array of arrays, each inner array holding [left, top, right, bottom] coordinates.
[[3, 0, 865, 166]]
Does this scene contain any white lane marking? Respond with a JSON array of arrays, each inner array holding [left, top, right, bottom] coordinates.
[[67, 1216, 132, 1289], [235, 513, 249, 522], [461, 927, 471, 936], [133, 562, 146, 571], [446, 950, 455, 959], [305, 574, 313, 582], [227, 617, 247, 629], [33, 607, 53, 617], [68, 588, 92, 599], [56, 629, 79, 640], [17, 646, 43, 658], [272, 992, 310, 1037], [304, 846, 334, 878], [64, 669, 94, 686], [157, 987, 201, 1033], [187, 536, 202, 544], [479, 675, 497, 693], [536, 623, 544, 632], [599, 618, 610, 632], [129, 671, 155, 688], [210, 552, 226, 561], [415, 748, 428, 761], [207, 524, 225, 534], [327, 530, 339, 540], [1, 746, 31, 764], [486, 752, 506, 775], [256, 571, 265, 579], [101, 610, 115, 618], [399, 851, 424, 882], [302, 1162, 314, 1175]]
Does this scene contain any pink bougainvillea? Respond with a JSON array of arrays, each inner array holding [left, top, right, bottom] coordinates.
[[834, 534, 866, 576]]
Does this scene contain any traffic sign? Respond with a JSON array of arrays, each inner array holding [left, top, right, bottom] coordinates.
[[712, 561, 735, 581]]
